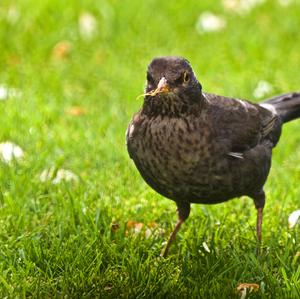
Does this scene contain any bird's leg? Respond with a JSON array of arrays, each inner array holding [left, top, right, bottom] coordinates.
[[256, 207, 264, 243], [253, 190, 265, 254], [161, 202, 190, 258]]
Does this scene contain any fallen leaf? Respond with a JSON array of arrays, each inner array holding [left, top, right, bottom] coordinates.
[[288, 210, 300, 229], [195, 12, 226, 34], [0, 142, 24, 163], [52, 40, 72, 60], [126, 221, 144, 234], [126, 220, 137, 229], [126, 220, 144, 230], [126, 221, 165, 238], [295, 252, 300, 258], [237, 283, 259, 299], [66, 106, 87, 116]]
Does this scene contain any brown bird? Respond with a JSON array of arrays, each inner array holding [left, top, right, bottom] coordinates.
[[126, 56, 300, 257]]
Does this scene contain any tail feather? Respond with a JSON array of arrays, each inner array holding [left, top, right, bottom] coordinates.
[[261, 92, 300, 123]]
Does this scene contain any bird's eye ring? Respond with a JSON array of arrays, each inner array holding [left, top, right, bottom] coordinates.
[[183, 72, 190, 83]]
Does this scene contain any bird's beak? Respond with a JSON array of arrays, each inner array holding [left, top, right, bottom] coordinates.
[[156, 77, 170, 93], [136, 76, 170, 99]]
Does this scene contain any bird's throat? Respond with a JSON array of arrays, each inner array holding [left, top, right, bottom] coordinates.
[[142, 93, 205, 117]]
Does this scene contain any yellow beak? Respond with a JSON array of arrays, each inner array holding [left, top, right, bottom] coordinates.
[[156, 77, 170, 93]]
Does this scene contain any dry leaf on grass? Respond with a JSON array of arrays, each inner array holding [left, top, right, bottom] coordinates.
[[126, 221, 144, 236], [237, 283, 259, 299], [125, 221, 164, 238], [52, 40, 72, 60], [66, 106, 87, 116], [111, 221, 143, 235]]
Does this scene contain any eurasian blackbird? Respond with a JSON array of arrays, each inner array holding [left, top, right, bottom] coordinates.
[[126, 56, 300, 257]]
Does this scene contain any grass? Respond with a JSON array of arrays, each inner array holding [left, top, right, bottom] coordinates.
[[0, 0, 300, 297]]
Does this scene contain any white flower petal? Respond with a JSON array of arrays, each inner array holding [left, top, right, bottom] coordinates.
[[0, 86, 8, 100], [145, 228, 152, 239], [39, 167, 55, 182], [253, 81, 273, 99], [0, 142, 24, 162], [79, 12, 97, 40], [202, 241, 210, 253], [288, 210, 300, 229], [40, 168, 79, 184], [0, 85, 22, 100], [196, 12, 226, 34]]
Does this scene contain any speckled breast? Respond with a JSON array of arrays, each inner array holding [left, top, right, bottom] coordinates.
[[127, 114, 245, 203]]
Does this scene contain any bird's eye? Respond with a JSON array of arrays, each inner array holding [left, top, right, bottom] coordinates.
[[183, 72, 190, 83], [173, 72, 190, 85]]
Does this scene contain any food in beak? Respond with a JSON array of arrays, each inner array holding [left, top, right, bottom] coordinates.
[[137, 76, 170, 99]]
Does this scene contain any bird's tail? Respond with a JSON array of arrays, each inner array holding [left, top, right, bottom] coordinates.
[[261, 92, 300, 123]]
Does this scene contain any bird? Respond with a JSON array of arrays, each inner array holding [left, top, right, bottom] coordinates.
[[126, 56, 300, 257]]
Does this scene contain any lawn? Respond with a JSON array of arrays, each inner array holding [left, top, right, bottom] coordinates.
[[0, 0, 300, 298]]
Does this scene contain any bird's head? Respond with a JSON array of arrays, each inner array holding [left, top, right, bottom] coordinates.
[[141, 56, 203, 116]]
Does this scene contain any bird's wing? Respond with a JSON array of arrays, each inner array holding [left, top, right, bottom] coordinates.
[[126, 111, 143, 159], [204, 93, 281, 154]]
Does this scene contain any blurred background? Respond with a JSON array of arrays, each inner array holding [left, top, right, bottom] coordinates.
[[0, 0, 300, 297], [1, 0, 300, 172]]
